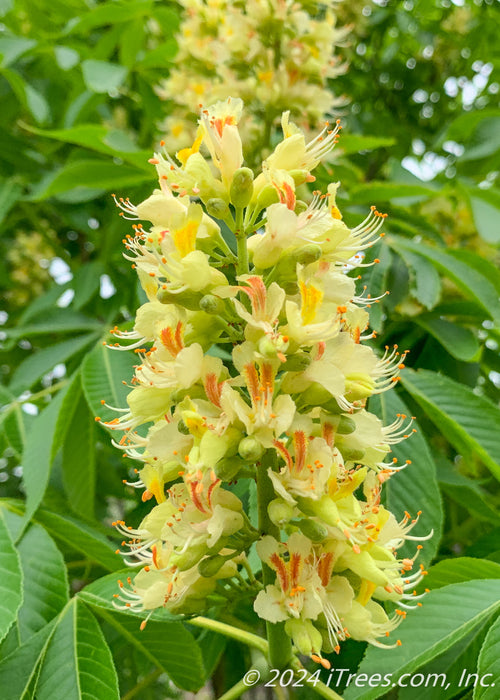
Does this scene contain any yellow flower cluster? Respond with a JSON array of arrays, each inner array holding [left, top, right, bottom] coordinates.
[[157, 0, 349, 165], [107, 98, 430, 663]]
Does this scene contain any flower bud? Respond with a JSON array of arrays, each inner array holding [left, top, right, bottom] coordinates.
[[214, 456, 246, 481], [342, 448, 366, 462], [238, 436, 265, 462], [198, 554, 226, 578], [230, 167, 254, 208], [337, 415, 356, 435], [281, 353, 311, 372], [199, 294, 225, 315], [170, 542, 207, 570], [284, 619, 323, 657], [298, 518, 329, 542], [268, 498, 295, 527], [206, 198, 231, 220], [345, 373, 376, 401], [294, 244, 322, 265]]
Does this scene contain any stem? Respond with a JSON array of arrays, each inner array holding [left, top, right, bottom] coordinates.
[[17, 379, 69, 403], [120, 668, 162, 700], [188, 616, 269, 656], [217, 678, 249, 700], [256, 457, 293, 670], [234, 207, 249, 276]]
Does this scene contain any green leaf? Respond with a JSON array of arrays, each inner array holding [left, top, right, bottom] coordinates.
[[424, 558, 500, 590], [337, 135, 396, 155], [21, 387, 68, 531], [72, 261, 106, 310], [66, 0, 154, 33], [9, 334, 98, 393], [62, 393, 95, 519], [6, 310, 102, 339], [397, 618, 491, 700], [33, 509, 122, 571], [0, 386, 26, 456], [402, 368, 500, 481], [349, 181, 435, 205], [437, 459, 500, 523], [21, 123, 150, 170], [30, 159, 151, 201], [81, 342, 135, 422], [17, 524, 69, 642], [0, 621, 56, 700], [388, 237, 500, 326], [467, 188, 500, 245], [1, 67, 50, 123], [466, 528, 500, 564], [52, 371, 83, 458], [475, 614, 500, 700], [0, 178, 22, 224], [0, 511, 23, 643], [0, 37, 36, 67], [81, 59, 128, 93], [415, 317, 480, 362], [87, 602, 206, 691], [371, 390, 442, 565], [36, 600, 119, 700], [53, 45, 79, 70], [394, 247, 441, 310], [343, 580, 500, 700]]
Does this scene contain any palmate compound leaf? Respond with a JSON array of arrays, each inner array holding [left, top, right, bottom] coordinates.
[[81, 341, 136, 422], [370, 391, 443, 566], [20, 384, 69, 535], [17, 523, 69, 642], [36, 599, 119, 700], [79, 572, 206, 692], [423, 558, 500, 591], [0, 511, 23, 643], [343, 580, 500, 700], [387, 237, 500, 326], [401, 369, 500, 482], [4, 500, 122, 572], [0, 620, 56, 700], [475, 613, 500, 700]]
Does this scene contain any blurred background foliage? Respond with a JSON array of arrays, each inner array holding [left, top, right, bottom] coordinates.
[[0, 0, 500, 698]]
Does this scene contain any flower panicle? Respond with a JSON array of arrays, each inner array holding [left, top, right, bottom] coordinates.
[[106, 98, 430, 659]]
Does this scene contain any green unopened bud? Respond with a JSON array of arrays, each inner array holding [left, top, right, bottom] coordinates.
[[298, 518, 329, 542], [214, 456, 246, 481], [297, 495, 340, 528], [285, 619, 323, 657], [198, 555, 226, 578], [255, 184, 279, 210], [281, 353, 311, 372], [230, 167, 254, 208], [337, 415, 356, 435], [342, 448, 365, 462], [170, 543, 206, 570], [157, 289, 202, 310], [199, 294, 224, 315], [289, 169, 310, 187], [345, 373, 376, 401], [268, 498, 295, 527], [294, 244, 322, 265], [206, 198, 231, 220], [238, 436, 265, 462], [294, 200, 309, 215]]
